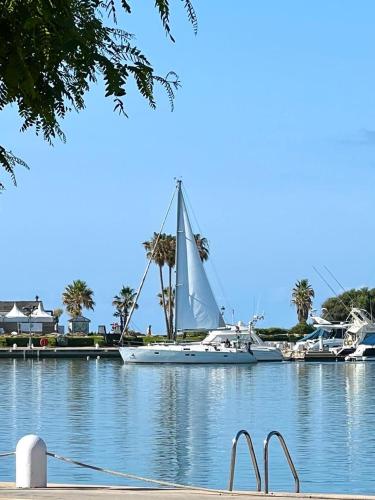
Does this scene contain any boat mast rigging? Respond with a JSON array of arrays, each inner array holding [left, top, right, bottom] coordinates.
[[119, 183, 178, 344]]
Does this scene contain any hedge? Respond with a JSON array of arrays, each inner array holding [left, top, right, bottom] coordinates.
[[0, 327, 309, 348], [0, 335, 57, 347], [0, 335, 105, 348], [57, 335, 105, 347], [256, 327, 289, 337]]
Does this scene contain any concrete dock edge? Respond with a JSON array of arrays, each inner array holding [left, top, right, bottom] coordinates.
[[0, 484, 374, 500]]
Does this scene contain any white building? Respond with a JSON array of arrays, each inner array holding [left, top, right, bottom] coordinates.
[[0, 300, 56, 334]]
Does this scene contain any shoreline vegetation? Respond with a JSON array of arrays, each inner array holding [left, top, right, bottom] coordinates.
[[0, 325, 312, 349], [58, 254, 375, 348], [12, 279, 375, 349]]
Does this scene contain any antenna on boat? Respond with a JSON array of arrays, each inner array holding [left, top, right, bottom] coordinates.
[[312, 266, 351, 317], [370, 299, 374, 321], [119, 182, 178, 345], [313, 266, 338, 298], [323, 265, 362, 313], [323, 266, 347, 294]]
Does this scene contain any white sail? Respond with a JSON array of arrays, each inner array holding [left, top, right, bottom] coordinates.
[[175, 183, 225, 331]]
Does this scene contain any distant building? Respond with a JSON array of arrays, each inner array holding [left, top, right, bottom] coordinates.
[[0, 300, 55, 334], [68, 315, 91, 334]]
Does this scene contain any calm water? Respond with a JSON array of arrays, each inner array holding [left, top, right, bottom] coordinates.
[[0, 359, 374, 494]]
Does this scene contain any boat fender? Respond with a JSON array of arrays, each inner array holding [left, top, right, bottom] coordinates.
[[40, 338, 48, 347]]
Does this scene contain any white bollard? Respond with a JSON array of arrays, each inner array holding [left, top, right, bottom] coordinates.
[[16, 435, 47, 488]]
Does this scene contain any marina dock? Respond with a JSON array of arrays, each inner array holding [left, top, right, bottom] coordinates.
[[0, 485, 374, 500], [0, 347, 121, 359], [284, 351, 343, 362]]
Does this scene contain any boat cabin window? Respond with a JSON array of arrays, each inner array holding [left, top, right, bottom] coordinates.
[[361, 333, 375, 345], [331, 328, 345, 339]]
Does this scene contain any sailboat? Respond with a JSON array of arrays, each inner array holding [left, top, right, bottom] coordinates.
[[119, 181, 280, 364]]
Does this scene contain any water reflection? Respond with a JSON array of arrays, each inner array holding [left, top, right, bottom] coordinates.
[[1, 359, 375, 494], [120, 364, 256, 487]]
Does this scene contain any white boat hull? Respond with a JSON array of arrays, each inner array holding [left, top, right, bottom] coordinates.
[[251, 346, 284, 361], [348, 356, 375, 362], [346, 343, 375, 362], [119, 346, 257, 364]]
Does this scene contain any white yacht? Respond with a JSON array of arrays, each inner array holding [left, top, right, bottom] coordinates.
[[120, 181, 281, 364], [120, 337, 256, 364], [340, 309, 375, 361], [293, 314, 349, 353], [121, 323, 282, 364], [228, 319, 283, 361]]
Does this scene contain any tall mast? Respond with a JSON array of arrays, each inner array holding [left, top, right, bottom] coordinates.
[[174, 179, 182, 340]]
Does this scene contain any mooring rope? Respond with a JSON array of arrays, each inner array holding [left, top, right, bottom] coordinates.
[[47, 451, 233, 494], [0, 449, 255, 495]]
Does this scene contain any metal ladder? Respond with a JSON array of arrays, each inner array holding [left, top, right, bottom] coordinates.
[[228, 429, 300, 494], [228, 430, 261, 492]]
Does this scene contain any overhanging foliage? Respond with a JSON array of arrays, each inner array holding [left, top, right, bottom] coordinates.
[[0, 0, 197, 189]]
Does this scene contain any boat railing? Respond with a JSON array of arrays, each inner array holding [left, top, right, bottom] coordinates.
[[263, 430, 299, 494], [228, 430, 261, 492]]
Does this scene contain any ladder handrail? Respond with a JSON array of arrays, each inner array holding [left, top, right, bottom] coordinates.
[[228, 430, 261, 492], [263, 430, 300, 494]]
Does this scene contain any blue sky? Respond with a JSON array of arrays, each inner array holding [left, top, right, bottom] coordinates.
[[1, 1, 375, 333]]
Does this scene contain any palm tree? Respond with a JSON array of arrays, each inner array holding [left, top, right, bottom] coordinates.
[[158, 287, 175, 339], [164, 235, 176, 338], [194, 233, 209, 262], [112, 286, 138, 332], [143, 233, 169, 334], [62, 280, 95, 318], [291, 279, 315, 323]]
